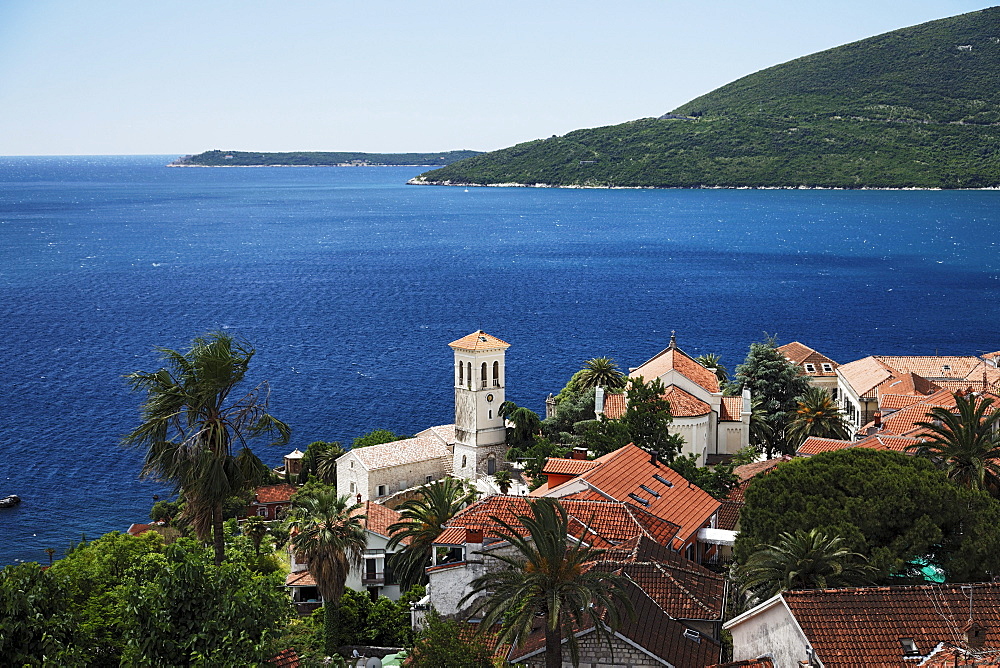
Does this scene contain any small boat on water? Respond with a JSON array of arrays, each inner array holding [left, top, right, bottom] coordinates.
[[0, 495, 21, 508]]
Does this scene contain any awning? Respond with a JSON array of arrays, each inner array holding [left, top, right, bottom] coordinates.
[[698, 527, 737, 546]]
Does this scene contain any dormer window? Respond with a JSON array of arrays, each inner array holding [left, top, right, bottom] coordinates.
[[900, 638, 919, 656], [942, 364, 953, 373], [822, 363, 833, 372], [804, 363, 816, 373]]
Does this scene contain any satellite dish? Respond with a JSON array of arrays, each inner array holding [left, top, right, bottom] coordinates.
[[365, 659, 382, 668]]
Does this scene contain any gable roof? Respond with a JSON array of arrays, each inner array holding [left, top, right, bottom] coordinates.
[[542, 457, 600, 476], [352, 501, 406, 542], [437, 495, 681, 550], [253, 484, 297, 505], [780, 582, 1000, 667], [720, 395, 745, 421], [841, 355, 1000, 401], [630, 341, 720, 394], [285, 570, 317, 587], [448, 330, 510, 351], [778, 342, 838, 376], [342, 424, 454, 471], [662, 386, 712, 417], [600, 391, 627, 419], [797, 434, 923, 457], [537, 444, 720, 549]]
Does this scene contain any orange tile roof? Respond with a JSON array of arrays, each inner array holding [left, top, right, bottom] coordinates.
[[716, 500, 742, 532], [613, 559, 725, 621], [877, 371, 940, 398], [268, 648, 301, 668], [719, 457, 791, 530], [448, 330, 510, 351], [346, 424, 454, 470], [878, 393, 926, 412], [541, 444, 720, 549], [778, 342, 839, 376], [779, 582, 1000, 666], [542, 458, 600, 476], [433, 527, 468, 545], [732, 457, 792, 483], [438, 494, 681, 550], [630, 344, 720, 394], [352, 501, 405, 541], [254, 484, 297, 504], [838, 356, 894, 400], [842, 355, 1000, 401], [720, 396, 745, 421], [600, 391, 627, 419], [797, 436, 855, 456], [661, 386, 711, 417], [127, 523, 154, 536], [285, 570, 317, 587], [709, 661, 774, 668]]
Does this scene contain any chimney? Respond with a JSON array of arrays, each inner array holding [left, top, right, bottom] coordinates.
[[873, 411, 882, 429], [572, 446, 588, 460], [466, 528, 484, 544], [669, 331, 677, 349], [963, 619, 987, 650], [649, 450, 659, 467]]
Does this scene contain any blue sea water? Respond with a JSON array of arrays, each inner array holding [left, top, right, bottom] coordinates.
[[1, 155, 998, 566]]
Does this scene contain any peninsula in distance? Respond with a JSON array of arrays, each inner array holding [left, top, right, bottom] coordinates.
[[169, 149, 481, 167], [410, 7, 1000, 190]]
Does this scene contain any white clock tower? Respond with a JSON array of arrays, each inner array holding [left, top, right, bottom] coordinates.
[[449, 330, 509, 479]]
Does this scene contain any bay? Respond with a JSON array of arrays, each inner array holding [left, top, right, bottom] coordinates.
[[1, 155, 997, 566]]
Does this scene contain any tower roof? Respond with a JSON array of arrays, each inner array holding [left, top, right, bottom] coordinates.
[[448, 330, 510, 351]]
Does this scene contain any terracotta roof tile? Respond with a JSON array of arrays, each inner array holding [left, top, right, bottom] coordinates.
[[254, 484, 297, 504], [657, 386, 709, 417], [709, 661, 774, 668], [839, 357, 894, 400], [720, 396, 745, 421], [127, 523, 154, 536], [720, 457, 791, 530], [779, 582, 1000, 666], [732, 457, 791, 483], [600, 391, 627, 419], [352, 501, 405, 541], [285, 570, 317, 587], [716, 500, 742, 532], [438, 495, 680, 550], [778, 342, 839, 376], [797, 436, 855, 456], [268, 648, 301, 668], [877, 371, 940, 398], [342, 425, 454, 470], [614, 559, 726, 621], [878, 393, 927, 412], [448, 330, 510, 351], [630, 345, 720, 394], [542, 458, 600, 476], [540, 444, 720, 549], [842, 355, 1000, 402]]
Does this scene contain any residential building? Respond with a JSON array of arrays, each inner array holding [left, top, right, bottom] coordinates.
[[725, 582, 1000, 667], [600, 334, 750, 466], [248, 484, 296, 520], [777, 341, 839, 399]]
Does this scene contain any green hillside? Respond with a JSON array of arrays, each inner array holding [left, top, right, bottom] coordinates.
[[171, 149, 480, 167], [412, 8, 1000, 189]]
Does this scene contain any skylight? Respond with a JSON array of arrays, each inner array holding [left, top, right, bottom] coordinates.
[[639, 484, 661, 498], [653, 474, 673, 488], [628, 493, 650, 506], [900, 638, 919, 656], [683, 629, 701, 643]]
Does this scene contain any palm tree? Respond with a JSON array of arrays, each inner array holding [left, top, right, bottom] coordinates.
[[695, 353, 729, 384], [386, 478, 477, 590], [315, 443, 346, 486], [787, 387, 849, 448], [576, 357, 626, 390], [493, 468, 513, 494], [288, 488, 367, 655], [461, 498, 633, 668], [122, 332, 290, 566], [908, 392, 1000, 491], [241, 515, 269, 557], [734, 528, 875, 609]]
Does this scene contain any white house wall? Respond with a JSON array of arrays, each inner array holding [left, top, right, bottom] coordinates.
[[727, 599, 814, 668]]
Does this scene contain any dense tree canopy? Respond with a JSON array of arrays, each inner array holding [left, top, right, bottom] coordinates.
[[733, 337, 810, 456], [736, 449, 1000, 582]]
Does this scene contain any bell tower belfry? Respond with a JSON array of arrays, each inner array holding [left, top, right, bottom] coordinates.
[[449, 330, 509, 479]]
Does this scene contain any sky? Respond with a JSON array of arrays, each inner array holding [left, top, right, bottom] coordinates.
[[0, 1, 994, 155]]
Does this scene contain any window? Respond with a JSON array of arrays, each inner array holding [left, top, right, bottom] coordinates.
[[942, 364, 953, 372], [425, 475, 433, 484], [821, 363, 833, 372], [481, 362, 488, 388], [487, 454, 496, 475], [489, 410, 492, 419], [804, 363, 816, 373], [683, 629, 701, 643], [493, 361, 500, 387], [461, 455, 467, 468], [350, 482, 356, 493], [377, 485, 387, 497], [257, 507, 268, 517], [900, 638, 919, 656], [458, 361, 463, 386], [467, 362, 472, 386]]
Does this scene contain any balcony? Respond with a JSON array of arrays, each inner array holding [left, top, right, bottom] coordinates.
[[361, 573, 386, 585]]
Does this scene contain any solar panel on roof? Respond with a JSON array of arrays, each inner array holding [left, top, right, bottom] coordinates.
[[653, 474, 673, 488], [639, 484, 661, 497]]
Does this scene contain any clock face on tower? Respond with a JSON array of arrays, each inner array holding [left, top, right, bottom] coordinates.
[[486, 393, 494, 403]]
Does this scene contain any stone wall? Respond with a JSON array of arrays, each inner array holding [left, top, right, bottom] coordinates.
[[516, 631, 664, 668]]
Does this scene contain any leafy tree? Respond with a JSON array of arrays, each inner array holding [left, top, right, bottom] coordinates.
[[462, 498, 633, 668], [619, 376, 683, 461], [493, 469, 513, 494], [122, 331, 290, 565], [695, 353, 729, 384], [0, 562, 81, 665], [300, 441, 346, 486], [736, 448, 1000, 582], [576, 357, 626, 390], [908, 392, 1000, 491], [580, 417, 632, 457], [734, 528, 876, 609], [288, 489, 367, 655], [353, 429, 407, 449], [242, 515, 269, 557], [121, 539, 290, 666], [669, 454, 738, 499], [386, 478, 477, 590], [511, 435, 570, 490], [732, 336, 810, 456], [499, 401, 544, 453], [787, 387, 849, 448], [409, 610, 495, 668], [541, 388, 596, 440], [150, 499, 182, 524]]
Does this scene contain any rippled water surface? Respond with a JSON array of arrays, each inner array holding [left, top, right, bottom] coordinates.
[[1, 156, 998, 565]]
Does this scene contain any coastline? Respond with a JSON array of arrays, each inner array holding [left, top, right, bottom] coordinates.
[[406, 179, 1000, 191]]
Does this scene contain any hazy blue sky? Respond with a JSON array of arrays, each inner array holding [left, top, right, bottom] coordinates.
[[0, 1, 992, 155]]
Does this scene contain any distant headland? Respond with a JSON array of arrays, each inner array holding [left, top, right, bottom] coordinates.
[[169, 149, 482, 168]]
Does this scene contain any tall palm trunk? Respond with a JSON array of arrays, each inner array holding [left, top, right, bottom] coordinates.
[[545, 620, 562, 668], [324, 602, 339, 657], [212, 504, 225, 566]]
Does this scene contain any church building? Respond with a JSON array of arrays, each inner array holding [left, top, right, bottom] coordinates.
[[336, 330, 511, 503]]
